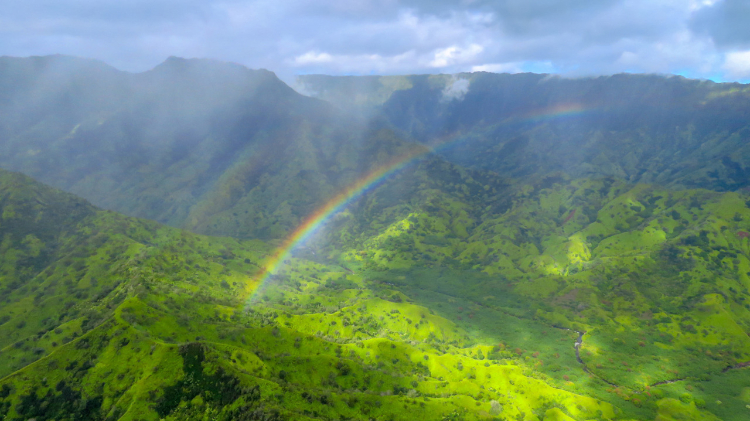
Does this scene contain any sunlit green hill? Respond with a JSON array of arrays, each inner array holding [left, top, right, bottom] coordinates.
[[0, 167, 625, 421], [325, 172, 750, 392]]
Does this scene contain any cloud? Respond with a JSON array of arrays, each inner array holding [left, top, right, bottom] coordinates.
[[723, 50, 750, 78], [288, 50, 418, 74], [471, 62, 524, 73], [0, 0, 746, 82], [294, 51, 334, 65], [690, 0, 750, 49], [429, 44, 483, 68], [441, 76, 470, 101]]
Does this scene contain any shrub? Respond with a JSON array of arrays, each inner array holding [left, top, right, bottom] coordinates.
[[0, 384, 11, 398], [679, 393, 693, 404]]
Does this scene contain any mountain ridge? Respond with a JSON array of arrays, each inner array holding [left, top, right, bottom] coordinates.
[[0, 55, 425, 241], [299, 72, 750, 192]]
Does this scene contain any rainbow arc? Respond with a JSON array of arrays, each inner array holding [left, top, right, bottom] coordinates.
[[246, 102, 591, 304]]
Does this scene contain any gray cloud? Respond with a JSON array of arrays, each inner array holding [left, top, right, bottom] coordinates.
[[0, 0, 745, 83], [690, 0, 750, 49]]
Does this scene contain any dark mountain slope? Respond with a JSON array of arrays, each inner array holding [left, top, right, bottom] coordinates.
[[0, 169, 95, 288], [299, 72, 750, 192], [0, 55, 127, 137]]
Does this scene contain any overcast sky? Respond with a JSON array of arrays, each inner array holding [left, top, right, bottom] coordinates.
[[1, 0, 749, 84]]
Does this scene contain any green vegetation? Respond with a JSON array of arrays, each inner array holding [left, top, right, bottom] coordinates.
[[1, 57, 749, 420], [1, 165, 749, 420]]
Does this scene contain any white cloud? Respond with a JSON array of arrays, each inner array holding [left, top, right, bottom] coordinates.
[[288, 50, 418, 74], [615, 51, 638, 66], [293, 51, 334, 65], [471, 62, 524, 73], [429, 44, 483, 68], [441, 76, 470, 101], [0, 0, 746, 82], [723, 50, 750, 78], [688, 0, 720, 12]]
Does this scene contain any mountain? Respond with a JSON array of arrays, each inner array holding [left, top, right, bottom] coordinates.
[[0, 55, 421, 240], [298, 72, 750, 192], [1, 56, 750, 420]]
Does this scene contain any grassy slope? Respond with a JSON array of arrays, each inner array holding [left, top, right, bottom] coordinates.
[[1, 156, 750, 420], [0, 169, 621, 421], [312, 167, 750, 420]]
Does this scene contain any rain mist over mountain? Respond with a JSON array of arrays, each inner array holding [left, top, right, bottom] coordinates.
[[0, 55, 423, 240]]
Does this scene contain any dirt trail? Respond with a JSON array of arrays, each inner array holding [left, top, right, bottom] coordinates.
[[565, 327, 748, 388], [569, 329, 619, 386]]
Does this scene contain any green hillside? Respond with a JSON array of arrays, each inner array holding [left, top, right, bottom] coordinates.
[[2, 160, 750, 420], [0, 168, 616, 421]]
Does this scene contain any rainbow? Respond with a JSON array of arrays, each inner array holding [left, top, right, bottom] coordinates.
[[246, 102, 591, 303], [246, 145, 428, 303], [426, 103, 591, 153], [520, 103, 588, 123]]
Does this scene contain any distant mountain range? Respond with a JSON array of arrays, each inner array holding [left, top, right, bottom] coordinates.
[[3, 56, 750, 245], [300, 72, 750, 192]]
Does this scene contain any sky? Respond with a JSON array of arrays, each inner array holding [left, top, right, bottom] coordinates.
[[1, 0, 749, 84]]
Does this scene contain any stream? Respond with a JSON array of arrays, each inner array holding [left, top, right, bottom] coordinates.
[[573, 331, 584, 365]]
